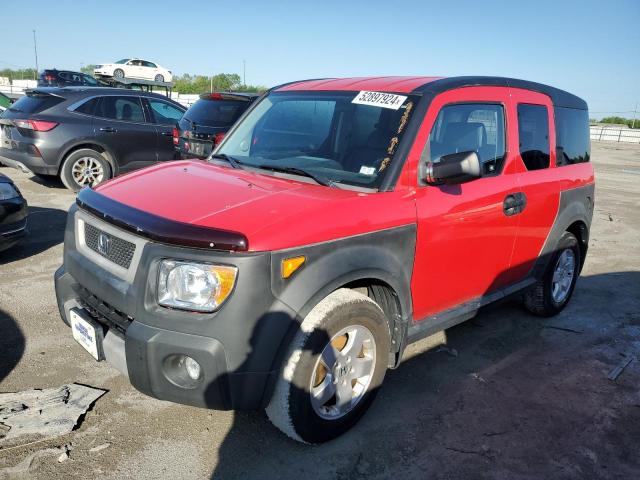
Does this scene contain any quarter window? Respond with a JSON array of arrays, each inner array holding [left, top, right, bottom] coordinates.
[[147, 99, 184, 125], [555, 106, 590, 165], [427, 103, 506, 175], [517, 104, 550, 170], [95, 96, 145, 123]]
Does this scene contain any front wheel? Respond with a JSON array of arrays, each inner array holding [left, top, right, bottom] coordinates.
[[524, 231, 580, 317], [113, 68, 124, 79], [266, 289, 390, 444], [60, 149, 111, 192]]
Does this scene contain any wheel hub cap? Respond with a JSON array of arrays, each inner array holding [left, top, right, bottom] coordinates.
[[310, 325, 376, 420], [72, 156, 104, 187], [552, 249, 576, 303]]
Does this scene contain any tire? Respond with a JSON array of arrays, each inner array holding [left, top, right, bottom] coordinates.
[[266, 288, 390, 444], [524, 231, 580, 317], [113, 69, 124, 79], [154, 74, 164, 83], [60, 149, 112, 192]]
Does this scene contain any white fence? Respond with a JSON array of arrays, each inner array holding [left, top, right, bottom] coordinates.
[[590, 126, 640, 144]]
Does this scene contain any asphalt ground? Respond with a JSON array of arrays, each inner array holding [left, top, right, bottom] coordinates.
[[0, 142, 639, 479]]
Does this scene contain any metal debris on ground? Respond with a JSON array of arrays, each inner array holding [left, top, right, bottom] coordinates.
[[469, 373, 487, 383], [0, 384, 106, 443], [607, 355, 635, 382]]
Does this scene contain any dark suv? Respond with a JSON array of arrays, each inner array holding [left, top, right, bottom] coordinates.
[[175, 92, 257, 159], [38, 69, 102, 88], [0, 87, 186, 191]]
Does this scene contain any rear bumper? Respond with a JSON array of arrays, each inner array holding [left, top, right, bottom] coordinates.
[[0, 150, 58, 175]]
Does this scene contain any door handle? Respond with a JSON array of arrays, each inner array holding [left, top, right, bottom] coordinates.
[[99, 127, 117, 133], [503, 192, 527, 216]]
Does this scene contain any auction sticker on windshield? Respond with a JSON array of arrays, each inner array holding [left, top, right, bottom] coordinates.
[[352, 91, 408, 110]]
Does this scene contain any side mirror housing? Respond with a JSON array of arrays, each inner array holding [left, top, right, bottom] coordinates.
[[425, 151, 481, 185]]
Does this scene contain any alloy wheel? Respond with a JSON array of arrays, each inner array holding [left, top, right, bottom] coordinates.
[[310, 324, 376, 420]]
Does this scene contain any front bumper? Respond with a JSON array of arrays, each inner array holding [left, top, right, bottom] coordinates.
[[54, 205, 298, 410]]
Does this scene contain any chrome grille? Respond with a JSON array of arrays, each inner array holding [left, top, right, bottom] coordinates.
[[84, 222, 136, 269]]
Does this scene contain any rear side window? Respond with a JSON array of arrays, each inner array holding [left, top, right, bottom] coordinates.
[[518, 104, 550, 170], [75, 97, 99, 115], [95, 96, 145, 123], [9, 93, 64, 114], [427, 103, 506, 175], [147, 98, 184, 125], [184, 99, 248, 127], [555, 107, 590, 165]]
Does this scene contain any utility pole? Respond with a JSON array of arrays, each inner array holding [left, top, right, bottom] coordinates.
[[243, 60, 246, 87], [210, 75, 213, 93], [632, 102, 638, 129], [32, 30, 39, 78]]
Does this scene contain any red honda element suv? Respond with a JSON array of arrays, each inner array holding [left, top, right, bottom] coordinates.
[[55, 76, 594, 443]]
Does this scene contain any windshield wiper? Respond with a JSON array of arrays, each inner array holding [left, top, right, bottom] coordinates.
[[256, 164, 334, 187], [210, 153, 244, 169]]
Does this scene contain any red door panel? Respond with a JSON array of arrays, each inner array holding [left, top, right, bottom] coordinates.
[[408, 87, 521, 320], [508, 88, 560, 280]]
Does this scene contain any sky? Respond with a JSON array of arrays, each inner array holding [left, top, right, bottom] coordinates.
[[2, 0, 639, 118]]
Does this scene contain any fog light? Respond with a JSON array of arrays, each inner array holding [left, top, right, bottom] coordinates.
[[184, 356, 201, 380]]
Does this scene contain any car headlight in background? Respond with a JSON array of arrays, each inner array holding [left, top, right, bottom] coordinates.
[[0, 183, 19, 201], [157, 260, 237, 312]]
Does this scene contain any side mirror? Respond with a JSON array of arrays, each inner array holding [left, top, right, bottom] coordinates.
[[425, 151, 481, 185]]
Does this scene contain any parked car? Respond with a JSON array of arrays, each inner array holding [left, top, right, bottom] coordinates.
[[175, 92, 258, 159], [0, 87, 186, 191], [54, 76, 594, 443], [0, 172, 27, 252], [38, 69, 101, 88], [94, 59, 173, 83]]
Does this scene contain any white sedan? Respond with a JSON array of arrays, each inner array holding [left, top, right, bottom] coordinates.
[[94, 59, 173, 83]]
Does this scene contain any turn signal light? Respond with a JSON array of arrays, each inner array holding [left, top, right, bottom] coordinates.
[[281, 256, 306, 279]]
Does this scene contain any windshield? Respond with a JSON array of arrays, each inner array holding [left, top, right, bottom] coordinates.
[[115, 59, 130, 64], [214, 91, 419, 189]]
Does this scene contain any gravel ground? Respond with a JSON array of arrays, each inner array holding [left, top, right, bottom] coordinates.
[[0, 142, 639, 479]]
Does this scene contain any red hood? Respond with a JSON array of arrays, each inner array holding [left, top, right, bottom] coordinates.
[[96, 160, 415, 251]]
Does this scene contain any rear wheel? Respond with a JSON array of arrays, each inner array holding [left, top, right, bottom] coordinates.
[[524, 231, 580, 317], [154, 74, 164, 82], [60, 149, 111, 192], [113, 68, 124, 79], [266, 289, 389, 444]]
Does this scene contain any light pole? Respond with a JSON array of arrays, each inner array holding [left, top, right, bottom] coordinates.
[[632, 102, 638, 129], [33, 30, 39, 78]]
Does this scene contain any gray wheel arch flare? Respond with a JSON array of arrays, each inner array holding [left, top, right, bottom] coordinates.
[[268, 224, 416, 364], [532, 183, 595, 279]]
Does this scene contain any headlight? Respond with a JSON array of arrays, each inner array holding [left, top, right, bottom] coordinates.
[[0, 183, 19, 201], [157, 260, 237, 312]]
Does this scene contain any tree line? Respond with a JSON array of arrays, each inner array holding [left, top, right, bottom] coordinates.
[[592, 116, 639, 129]]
